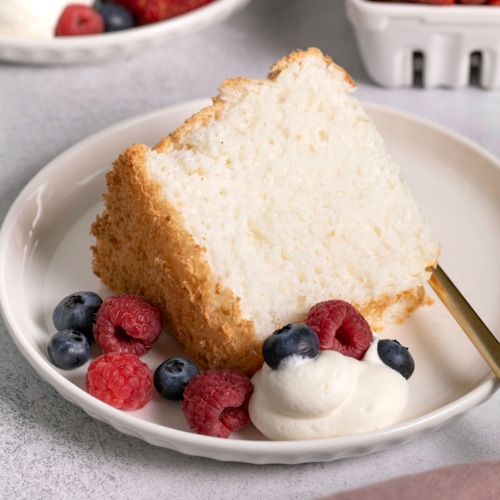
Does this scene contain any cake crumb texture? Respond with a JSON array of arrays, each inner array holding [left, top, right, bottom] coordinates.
[[91, 48, 440, 376]]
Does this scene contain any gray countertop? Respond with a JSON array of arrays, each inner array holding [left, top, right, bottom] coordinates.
[[1, 1, 499, 499]]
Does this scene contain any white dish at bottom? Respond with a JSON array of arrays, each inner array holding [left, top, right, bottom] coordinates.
[[0, 99, 499, 464]]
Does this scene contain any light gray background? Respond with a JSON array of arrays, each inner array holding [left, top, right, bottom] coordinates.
[[1, 1, 499, 499]]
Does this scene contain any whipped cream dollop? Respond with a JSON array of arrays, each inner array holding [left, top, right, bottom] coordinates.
[[248, 338, 409, 440], [0, 1, 92, 38]]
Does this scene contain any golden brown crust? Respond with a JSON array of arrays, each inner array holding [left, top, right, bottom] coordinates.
[[91, 144, 264, 376], [268, 47, 356, 88], [153, 97, 228, 153]]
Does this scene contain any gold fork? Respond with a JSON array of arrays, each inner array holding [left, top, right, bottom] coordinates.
[[429, 265, 500, 379]]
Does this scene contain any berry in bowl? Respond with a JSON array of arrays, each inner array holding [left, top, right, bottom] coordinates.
[[0, 0, 251, 64]]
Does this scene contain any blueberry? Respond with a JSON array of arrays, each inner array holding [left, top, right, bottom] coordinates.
[[48, 329, 91, 370], [154, 357, 199, 401], [95, 3, 135, 32], [52, 291, 102, 342], [262, 323, 319, 370], [377, 339, 415, 379]]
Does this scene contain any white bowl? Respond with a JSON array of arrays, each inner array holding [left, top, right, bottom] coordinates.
[[0, 0, 251, 65], [345, 0, 500, 89]]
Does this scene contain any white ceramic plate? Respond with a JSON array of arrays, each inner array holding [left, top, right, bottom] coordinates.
[[1, 99, 499, 464], [0, 0, 250, 65]]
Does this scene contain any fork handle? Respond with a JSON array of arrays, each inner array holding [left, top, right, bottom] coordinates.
[[429, 265, 500, 379]]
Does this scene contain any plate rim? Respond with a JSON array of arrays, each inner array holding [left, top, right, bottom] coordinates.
[[0, 98, 499, 464]]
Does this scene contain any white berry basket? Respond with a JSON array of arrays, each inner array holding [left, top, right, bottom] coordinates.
[[345, 0, 500, 89]]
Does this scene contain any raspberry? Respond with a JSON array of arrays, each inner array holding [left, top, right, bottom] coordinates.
[[86, 352, 153, 410], [112, 0, 214, 25], [93, 294, 162, 357], [305, 300, 373, 360], [182, 370, 253, 438], [55, 5, 104, 36]]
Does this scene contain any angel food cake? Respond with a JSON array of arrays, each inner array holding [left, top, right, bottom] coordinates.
[[91, 48, 440, 376]]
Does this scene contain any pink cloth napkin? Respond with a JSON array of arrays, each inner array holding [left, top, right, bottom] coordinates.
[[322, 461, 500, 500]]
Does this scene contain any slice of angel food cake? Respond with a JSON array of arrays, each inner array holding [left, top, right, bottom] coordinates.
[[91, 47, 440, 377]]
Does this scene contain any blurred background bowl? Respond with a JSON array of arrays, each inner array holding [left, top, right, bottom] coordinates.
[[0, 0, 251, 65], [345, 0, 500, 89]]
